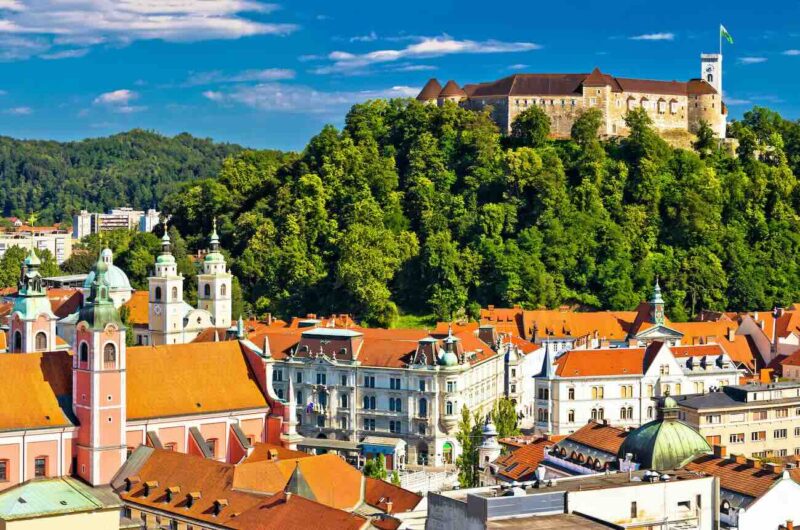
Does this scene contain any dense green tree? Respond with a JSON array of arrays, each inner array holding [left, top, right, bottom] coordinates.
[[510, 106, 551, 148], [455, 405, 481, 488], [491, 398, 520, 438]]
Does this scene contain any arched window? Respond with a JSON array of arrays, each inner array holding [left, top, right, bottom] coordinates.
[[155, 286, 162, 301], [620, 407, 628, 420], [568, 409, 575, 423], [203, 284, 211, 297], [79, 342, 89, 363], [670, 100, 679, 114], [419, 398, 428, 418], [13, 331, 21, 352], [627, 406, 634, 419], [446, 401, 453, 415], [103, 343, 116, 365], [707, 73, 713, 83], [591, 408, 598, 421], [640, 97, 649, 109], [35, 332, 47, 351], [657, 99, 666, 114], [221, 284, 227, 297], [598, 408, 605, 420], [171, 286, 178, 301]]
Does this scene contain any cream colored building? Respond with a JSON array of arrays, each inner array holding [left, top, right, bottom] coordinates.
[[0, 477, 121, 530], [0, 229, 72, 264], [676, 381, 800, 459], [417, 54, 727, 140]]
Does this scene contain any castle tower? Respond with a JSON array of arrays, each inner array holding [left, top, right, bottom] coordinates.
[[650, 278, 665, 326], [478, 416, 502, 469], [9, 248, 57, 352], [701, 54, 722, 95], [197, 219, 232, 329], [73, 254, 127, 485], [148, 224, 184, 345]]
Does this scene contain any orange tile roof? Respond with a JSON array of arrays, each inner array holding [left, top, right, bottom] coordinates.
[[433, 321, 479, 334], [364, 477, 422, 513], [243, 443, 310, 463], [479, 307, 525, 338], [684, 455, 787, 499], [226, 492, 368, 530], [122, 290, 149, 326], [506, 334, 538, 355], [564, 421, 627, 455], [234, 453, 363, 511], [46, 288, 83, 319], [0, 351, 74, 431], [554, 347, 649, 378], [494, 438, 550, 481], [191, 327, 232, 343], [126, 341, 268, 420], [670, 344, 726, 357], [522, 310, 632, 341], [782, 348, 800, 367]]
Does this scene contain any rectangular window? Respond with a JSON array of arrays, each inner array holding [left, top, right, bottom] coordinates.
[[776, 408, 789, 418], [775, 429, 788, 439], [363, 419, 375, 431], [364, 376, 376, 388], [316, 415, 324, 428], [0, 460, 7, 482], [795, 427, 800, 437], [751, 431, 766, 442], [34, 457, 46, 478], [446, 381, 456, 392], [753, 410, 768, 421], [730, 413, 746, 423], [389, 420, 401, 433], [729, 433, 744, 444], [273, 369, 283, 382], [419, 379, 426, 392], [206, 439, 217, 457], [631, 501, 637, 519], [340, 393, 349, 409], [295, 371, 303, 384], [316, 373, 327, 385], [568, 387, 575, 400], [390, 378, 401, 390], [340, 374, 347, 386], [705, 415, 722, 424]]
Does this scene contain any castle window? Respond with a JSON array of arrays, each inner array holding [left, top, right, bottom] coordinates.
[[155, 286, 162, 301], [658, 99, 667, 113], [103, 343, 117, 366], [707, 73, 713, 83], [171, 286, 178, 301], [221, 284, 227, 296], [670, 100, 678, 114], [79, 342, 89, 363], [35, 332, 47, 351], [203, 284, 210, 297], [568, 409, 575, 422]]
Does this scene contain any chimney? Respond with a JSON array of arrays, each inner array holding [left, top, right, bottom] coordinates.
[[747, 459, 762, 470], [734, 455, 748, 465], [713, 445, 727, 458], [727, 327, 735, 342], [385, 499, 393, 514]]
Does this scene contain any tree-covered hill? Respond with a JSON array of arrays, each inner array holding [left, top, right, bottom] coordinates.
[[0, 129, 246, 223], [160, 100, 800, 326]]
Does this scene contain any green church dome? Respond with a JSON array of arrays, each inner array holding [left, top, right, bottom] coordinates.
[[618, 395, 711, 471], [83, 249, 132, 292]]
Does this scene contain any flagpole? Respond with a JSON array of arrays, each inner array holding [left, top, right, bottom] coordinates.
[[719, 24, 722, 56]]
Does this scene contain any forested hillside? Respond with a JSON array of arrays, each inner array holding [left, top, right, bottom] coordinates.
[[0, 129, 244, 223], [160, 100, 800, 326]]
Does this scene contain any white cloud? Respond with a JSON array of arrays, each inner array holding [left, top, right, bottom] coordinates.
[[93, 89, 145, 113], [630, 33, 675, 41], [186, 68, 295, 86], [40, 48, 89, 60], [725, 98, 751, 106], [508, 63, 529, 70], [315, 35, 540, 74], [0, 35, 49, 60], [783, 49, 800, 56], [350, 31, 378, 43], [390, 63, 436, 72], [204, 82, 419, 112], [738, 56, 767, 64], [0, 0, 297, 60], [5, 106, 31, 115]]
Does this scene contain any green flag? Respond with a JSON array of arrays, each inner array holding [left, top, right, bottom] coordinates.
[[720, 24, 734, 44]]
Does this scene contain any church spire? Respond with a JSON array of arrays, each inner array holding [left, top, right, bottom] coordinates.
[[650, 277, 665, 326], [209, 218, 220, 253]]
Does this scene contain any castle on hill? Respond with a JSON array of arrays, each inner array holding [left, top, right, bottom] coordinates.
[[417, 54, 727, 140]]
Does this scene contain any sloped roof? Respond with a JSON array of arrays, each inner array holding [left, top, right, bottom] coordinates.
[[122, 290, 149, 326], [684, 455, 792, 499], [554, 344, 662, 378], [781, 348, 800, 367], [494, 438, 550, 481], [244, 443, 310, 463], [480, 307, 526, 338], [364, 477, 422, 513], [226, 492, 368, 530], [0, 351, 74, 431], [565, 421, 627, 455], [0, 477, 119, 520], [439, 80, 466, 98], [126, 341, 268, 420], [417, 78, 442, 101]]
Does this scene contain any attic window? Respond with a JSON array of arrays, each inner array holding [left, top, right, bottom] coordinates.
[[186, 491, 201, 508], [143, 480, 159, 497], [213, 499, 229, 516], [166, 486, 180, 503], [125, 476, 140, 492]]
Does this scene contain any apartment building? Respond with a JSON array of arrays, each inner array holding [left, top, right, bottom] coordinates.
[[676, 380, 800, 459], [255, 323, 504, 466], [72, 207, 160, 239], [0, 226, 72, 263]]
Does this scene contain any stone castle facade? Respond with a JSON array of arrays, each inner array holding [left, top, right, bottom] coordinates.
[[417, 54, 727, 139]]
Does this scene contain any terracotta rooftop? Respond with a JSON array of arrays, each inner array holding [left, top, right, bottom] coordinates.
[[122, 290, 149, 326], [554, 344, 660, 378], [564, 421, 628, 455], [126, 341, 268, 420], [417, 78, 442, 101], [439, 80, 466, 98], [364, 477, 422, 513], [494, 438, 551, 481], [684, 454, 799, 499], [243, 443, 310, 463]]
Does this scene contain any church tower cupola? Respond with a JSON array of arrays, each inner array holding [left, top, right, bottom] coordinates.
[[10, 248, 57, 352], [148, 221, 185, 345], [73, 253, 127, 486], [198, 218, 232, 329], [649, 278, 665, 326]]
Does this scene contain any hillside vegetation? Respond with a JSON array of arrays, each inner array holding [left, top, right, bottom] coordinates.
[[159, 101, 800, 326], [0, 129, 244, 223]]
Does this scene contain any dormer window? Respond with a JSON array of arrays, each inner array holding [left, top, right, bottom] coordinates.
[[143, 480, 159, 497], [186, 491, 201, 508], [213, 499, 228, 516]]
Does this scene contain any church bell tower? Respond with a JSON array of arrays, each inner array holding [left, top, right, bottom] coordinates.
[[197, 219, 232, 329]]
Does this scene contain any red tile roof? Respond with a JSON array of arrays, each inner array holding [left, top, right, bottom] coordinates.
[[554, 346, 650, 378], [781, 348, 800, 367], [684, 455, 793, 499], [565, 421, 628, 455], [494, 438, 551, 481], [364, 477, 422, 513]]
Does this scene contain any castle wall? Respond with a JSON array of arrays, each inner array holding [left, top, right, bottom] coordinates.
[[688, 93, 726, 137]]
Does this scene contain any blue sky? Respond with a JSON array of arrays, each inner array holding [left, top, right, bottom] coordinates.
[[0, 0, 797, 151]]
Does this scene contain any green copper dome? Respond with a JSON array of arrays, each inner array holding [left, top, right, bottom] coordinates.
[[78, 254, 124, 331], [618, 396, 711, 471], [83, 249, 132, 292]]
